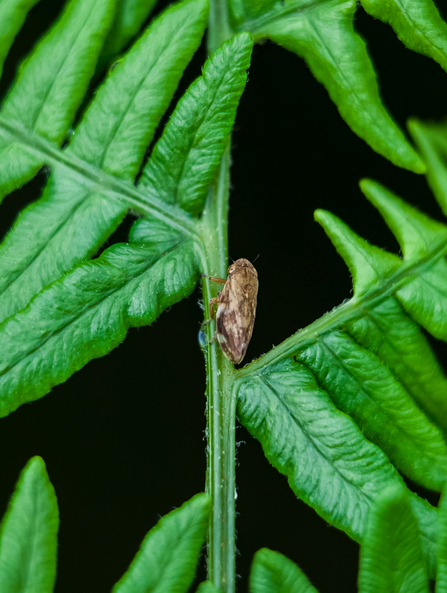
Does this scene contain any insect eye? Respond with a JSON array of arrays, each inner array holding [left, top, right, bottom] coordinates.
[[229, 266, 235, 273]]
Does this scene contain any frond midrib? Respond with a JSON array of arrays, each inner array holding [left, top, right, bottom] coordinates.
[[0, 116, 201, 241], [233, 0, 338, 38], [238, 236, 447, 377]]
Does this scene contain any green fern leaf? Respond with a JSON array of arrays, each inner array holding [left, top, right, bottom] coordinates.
[[437, 488, 447, 593], [69, 0, 208, 181], [360, 179, 447, 263], [112, 493, 210, 593], [233, 0, 426, 173], [239, 168, 447, 486], [0, 27, 252, 416], [313, 209, 401, 297], [249, 486, 432, 593], [235, 360, 438, 572], [140, 32, 253, 215], [0, 0, 117, 202], [343, 296, 447, 437], [0, 461, 208, 592], [308, 192, 447, 488], [0, 0, 41, 79], [294, 329, 447, 490], [0, 0, 208, 324], [250, 548, 317, 593], [98, 0, 158, 69], [196, 582, 222, 593], [359, 485, 429, 593], [236, 122, 447, 572], [396, 251, 447, 341], [0, 457, 58, 593], [361, 0, 447, 74], [409, 118, 447, 219], [0, 226, 198, 417]]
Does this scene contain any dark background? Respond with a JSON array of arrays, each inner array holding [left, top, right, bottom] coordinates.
[[0, 1, 447, 591]]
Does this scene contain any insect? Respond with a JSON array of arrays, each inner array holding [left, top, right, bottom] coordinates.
[[203, 258, 258, 364]]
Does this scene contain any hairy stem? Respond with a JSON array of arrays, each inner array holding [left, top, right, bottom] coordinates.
[[200, 150, 237, 592], [202, 10, 238, 589]]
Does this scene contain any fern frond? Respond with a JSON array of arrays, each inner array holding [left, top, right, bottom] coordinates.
[[112, 493, 210, 593], [409, 118, 447, 216], [235, 358, 438, 572], [0, 457, 58, 593], [227, 0, 447, 174], [249, 486, 432, 593], [0, 0, 41, 79], [0, 0, 208, 324], [361, 0, 447, 74], [250, 548, 318, 593], [231, 0, 424, 172], [359, 485, 429, 593], [236, 121, 447, 573], [0, 0, 117, 202], [295, 328, 447, 490], [98, 0, 158, 69], [0, 458, 209, 593], [0, 0, 253, 416], [0, 227, 199, 417], [139, 33, 252, 215]]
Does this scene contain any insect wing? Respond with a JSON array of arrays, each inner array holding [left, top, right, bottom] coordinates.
[[216, 267, 257, 364]]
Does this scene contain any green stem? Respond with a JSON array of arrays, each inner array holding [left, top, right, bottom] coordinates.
[[207, 0, 233, 53], [199, 151, 237, 593], [203, 7, 238, 588]]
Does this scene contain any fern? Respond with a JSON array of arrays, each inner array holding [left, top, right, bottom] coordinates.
[[0, 458, 58, 593], [0, 458, 210, 593], [235, 145, 447, 574], [249, 485, 440, 593], [1, 0, 447, 590]]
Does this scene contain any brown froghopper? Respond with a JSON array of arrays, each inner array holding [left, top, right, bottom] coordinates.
[[205, 258, 258, 364]]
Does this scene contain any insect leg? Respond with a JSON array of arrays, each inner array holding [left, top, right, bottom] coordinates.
[[209, 296, 219, 319], [209, 276, 227, 283], [203, 297, 219, 326], [201, 273, 226, 284]]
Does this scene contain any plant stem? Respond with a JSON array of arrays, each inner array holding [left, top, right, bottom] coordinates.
[[203, 8, 237, 589], [207, 0, 233, 54], [199, 150, 237, 593]]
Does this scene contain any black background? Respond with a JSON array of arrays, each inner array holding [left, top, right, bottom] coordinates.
[[0, 1, 447, 591]]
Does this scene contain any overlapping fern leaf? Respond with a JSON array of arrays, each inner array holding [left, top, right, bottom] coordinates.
[[249, 485, 447, 592], [3, 0, 447, 587], [1, 0, 446, 421], [236, 121, 447, 575], [0, 0, 253, 416]]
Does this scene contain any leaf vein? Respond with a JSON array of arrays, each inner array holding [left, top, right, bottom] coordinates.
[[257, 373, 373, 505], [0, 241, 182, 379]]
